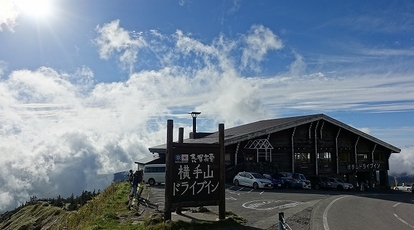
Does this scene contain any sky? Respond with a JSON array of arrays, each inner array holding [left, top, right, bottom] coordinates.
[[1, 0, 414, 212]]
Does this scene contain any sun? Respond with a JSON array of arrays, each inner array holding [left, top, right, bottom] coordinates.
[[13, 0, 53, 19]]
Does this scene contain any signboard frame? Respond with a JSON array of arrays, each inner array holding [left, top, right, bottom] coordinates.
[[164, 120, 225, 220]]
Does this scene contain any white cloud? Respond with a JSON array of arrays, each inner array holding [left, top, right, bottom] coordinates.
[[241, 24, 283, 71], [0, 61, 7, 77], [390, 146, 414, 176], [0, 0, 19, 32], [95, 20, 147, 73]]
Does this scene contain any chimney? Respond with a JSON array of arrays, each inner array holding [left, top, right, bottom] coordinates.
[[189, 111, 201, 139]]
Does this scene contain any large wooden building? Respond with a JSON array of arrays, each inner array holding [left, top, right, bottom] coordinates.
[[148, 114, 400, 187]]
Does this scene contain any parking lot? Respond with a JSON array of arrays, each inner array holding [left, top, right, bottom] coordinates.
[[148, 183, 330, 229]]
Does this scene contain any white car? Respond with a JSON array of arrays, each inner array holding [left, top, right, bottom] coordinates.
[[394, 184, 412, 191], [329, 178, 354, 190], [233, 172, 273, 189]]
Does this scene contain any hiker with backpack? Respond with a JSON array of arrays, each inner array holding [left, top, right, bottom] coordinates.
[[132, 170, 142, 198]]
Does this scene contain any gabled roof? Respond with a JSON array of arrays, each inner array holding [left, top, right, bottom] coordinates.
[[148, 114, 401, 154]]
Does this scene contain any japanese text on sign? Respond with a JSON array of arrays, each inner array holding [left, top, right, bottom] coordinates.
[[173, 153, 219, 197]]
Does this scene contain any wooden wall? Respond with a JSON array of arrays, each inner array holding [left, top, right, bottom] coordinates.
[[226, 119, 391, 177]]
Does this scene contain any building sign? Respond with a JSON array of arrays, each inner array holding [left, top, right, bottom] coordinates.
[[171, 144, 220, 204], [347, 163, 381, 171]]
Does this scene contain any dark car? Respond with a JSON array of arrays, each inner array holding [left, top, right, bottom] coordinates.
[[279, 172, 311, 189], [307, 175, 332, 190], [263, 173, 285, 188]]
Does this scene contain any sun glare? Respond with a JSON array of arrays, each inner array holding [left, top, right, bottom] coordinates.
[[13, 0, 53, 19]]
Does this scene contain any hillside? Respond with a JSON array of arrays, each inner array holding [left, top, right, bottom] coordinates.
[[0, 182, 148, 230], [0, 182, 245, 230]]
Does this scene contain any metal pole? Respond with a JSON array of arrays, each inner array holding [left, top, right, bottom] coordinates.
[[279, 212, 285, 230], [192, 117, 196, 138]]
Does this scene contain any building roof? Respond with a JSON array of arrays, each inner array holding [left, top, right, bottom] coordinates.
[[135, 155, 162, 165], [148, 114, 401, 154]]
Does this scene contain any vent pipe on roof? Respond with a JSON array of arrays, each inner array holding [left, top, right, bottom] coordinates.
[[189, 111, 201, 139]]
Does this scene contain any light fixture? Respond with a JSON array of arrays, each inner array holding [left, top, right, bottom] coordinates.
[[189, 111, 201, 138]]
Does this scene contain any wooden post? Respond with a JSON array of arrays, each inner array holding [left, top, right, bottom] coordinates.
[[176, 127, 184, 215], [219, 123, 226, 220], [178, 127, 184, 143], [164, 120, 174, 221]]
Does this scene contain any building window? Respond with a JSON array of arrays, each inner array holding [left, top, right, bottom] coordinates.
[[244, 153, 254, 162], [225, 153, 231, 165], [294, 152, 311, 163], [357, 154, 368, 161], [317, 152, 331, 163], [339, 152, 351, 162]]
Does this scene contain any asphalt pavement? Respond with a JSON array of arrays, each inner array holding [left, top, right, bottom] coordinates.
[[146, 184, 414, 229]]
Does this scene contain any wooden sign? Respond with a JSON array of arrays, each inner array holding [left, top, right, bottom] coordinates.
[[164, 120, 225, 221]]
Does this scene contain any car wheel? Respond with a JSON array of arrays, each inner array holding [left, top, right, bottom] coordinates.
[[315, 184, 321, 190], [148, 178, 156, 186], [253, 182, 259, 190], [395, 187, 399, 190], [234, 179, 239, 186]]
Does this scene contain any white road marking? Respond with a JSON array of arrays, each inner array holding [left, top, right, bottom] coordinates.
[[242, 200, 303, 211], [323, 196, 348, 230], [260, 190, 264, 194], [393, 202, 414, 228], [394, 214, 414, 229], [393, 202, 400, 208]]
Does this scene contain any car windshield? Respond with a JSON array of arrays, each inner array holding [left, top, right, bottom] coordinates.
[[251, 173, 266, 179], [336, 179, 344, 183]]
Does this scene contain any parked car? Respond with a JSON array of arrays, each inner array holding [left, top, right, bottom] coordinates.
[[279, 172, 311, 189], [307, 175, 332, 190], [328, 178, 353, 190], [263, 173, 285, 188], [394, 183, 412, 191], [412, 184, 414, 193], [233, 172, 273, 189]]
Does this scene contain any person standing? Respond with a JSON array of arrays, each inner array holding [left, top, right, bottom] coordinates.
[[128, 170, 134, 186], [132, 171, 140, 198]]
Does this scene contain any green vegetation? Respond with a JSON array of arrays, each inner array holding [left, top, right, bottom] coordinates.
[[0, 182, 247, 230]]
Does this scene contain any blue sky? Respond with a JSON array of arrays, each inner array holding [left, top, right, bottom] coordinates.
[[1, 0, 414, 212]]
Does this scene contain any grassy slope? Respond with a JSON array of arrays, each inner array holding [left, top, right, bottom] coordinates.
[[0, 182, 247, 230]]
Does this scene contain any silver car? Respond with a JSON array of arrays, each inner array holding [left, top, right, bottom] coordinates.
[[233, 172, 273, 189], [329, 178, 353, 190]]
